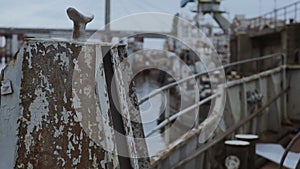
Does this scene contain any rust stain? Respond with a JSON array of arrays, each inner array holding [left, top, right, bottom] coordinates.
[[14, 40, 117, 169]]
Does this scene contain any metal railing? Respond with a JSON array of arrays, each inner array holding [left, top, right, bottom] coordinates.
[[248, 1, 300, 30], [139, 53, 284, 106], [141, 53, 285, 138], [145, 93, 220, 137], [171, 87, 289, 169], [144, 53, 287, 168]]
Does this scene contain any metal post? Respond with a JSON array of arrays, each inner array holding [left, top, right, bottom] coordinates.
[[4, 35, 12, 63], [241, 82, 248, 133], [264, 14, 267, 27], [104, 0, 111, 42], [274, 0, 277, 28], [274, 9, 277, 28], [281, 54, 290, 124], [195, 76, 200, 126], [235, 134, 259, 169], [295, 3, 297, 22], [105, 0, 111, 31], [284, 8, 287, 24], [224, 140, 250, 169], [165, 89, 170, 144]]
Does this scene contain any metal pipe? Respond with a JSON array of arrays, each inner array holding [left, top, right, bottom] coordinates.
[[171, 87, 289, 169]]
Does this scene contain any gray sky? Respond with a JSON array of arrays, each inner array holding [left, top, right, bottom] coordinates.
[[0, 0, 299, 30]]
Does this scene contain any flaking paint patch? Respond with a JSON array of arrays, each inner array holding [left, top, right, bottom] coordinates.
[[101, 152, 109, 169], [28, 88, 50, 133], [28, 162, 33, 169], [61, 107, 72, 124], [57, 157, 66, 167], [38, 71, 54, 94], [73, 58, 81, 72], [54, 113, 59, 123], [93, 154, 99, 168], [63, 92, 67, 103], [72, 91, 81, 109], [73, 156, 81, 166], [24, 133, 34, 155], [83, 85, 92, 98], [56, 52, 70, 71], [53, 125, 64, 138], [83, 46, 93, 69], [26, 48, 33, 69], [74, 111, 82, 122], [67, 134, 75, 158]]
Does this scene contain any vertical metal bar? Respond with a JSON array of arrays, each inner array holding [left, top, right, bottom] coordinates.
[[284, 8, 287, 24], [274, 9, 277, 28], [256, 77, 264, 133], [264, 14, 267, 27], [259, 17, 262, 29], [295, 3, 298, 22], [165, 88, 170, 144], [257, 59, 259, 74], [281, 54, 290, 124], [105, 0, 111, 31], [241, 82, 248, 133], [195, 76, 200, 126], [270, 73, 282, 130]]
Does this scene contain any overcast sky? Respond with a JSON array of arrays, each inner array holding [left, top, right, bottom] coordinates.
[[0, 0, 299, 31]]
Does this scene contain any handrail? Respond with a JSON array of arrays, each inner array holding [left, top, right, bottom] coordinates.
[[138, 53, 284, 106], [171, 87, 289, 169], [146, 60, 284, 137], [248, 1, 300, 28], [261, 1, 300, 19], [145, 92, 220, 137]]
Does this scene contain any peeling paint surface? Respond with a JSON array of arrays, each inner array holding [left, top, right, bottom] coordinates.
[[0, 39, 119, 169], [110, 45, 151, 168]]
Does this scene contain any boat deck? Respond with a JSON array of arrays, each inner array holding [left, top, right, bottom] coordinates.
[[261, 124, 300, 169]]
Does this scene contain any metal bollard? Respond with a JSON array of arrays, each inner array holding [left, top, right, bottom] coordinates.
[[235, 134, 259, 169], [224, 140, 250, 169]]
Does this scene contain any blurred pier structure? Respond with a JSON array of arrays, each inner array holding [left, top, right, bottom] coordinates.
[[0, 28, 171, 71], [232, 1, 300, 33], [230, 1, 300, 76]]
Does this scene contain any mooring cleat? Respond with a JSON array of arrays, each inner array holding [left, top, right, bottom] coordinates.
[[67, 7, 94, 42]]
